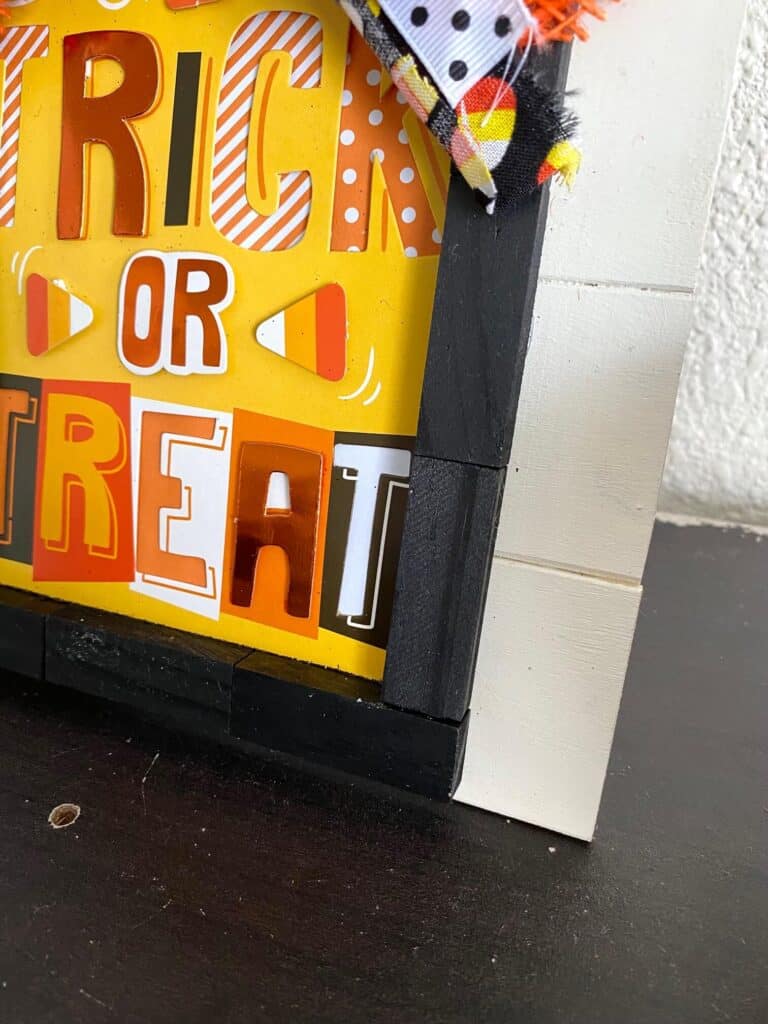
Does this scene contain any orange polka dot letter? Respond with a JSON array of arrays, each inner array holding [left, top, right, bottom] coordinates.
[[337, 0, 580, 213], [331, 31, 446, 258]]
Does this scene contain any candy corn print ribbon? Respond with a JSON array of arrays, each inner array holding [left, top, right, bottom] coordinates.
[[338, 0, 608, 212]]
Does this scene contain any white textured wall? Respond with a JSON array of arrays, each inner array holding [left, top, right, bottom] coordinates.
[[661, 0, 768, 525]]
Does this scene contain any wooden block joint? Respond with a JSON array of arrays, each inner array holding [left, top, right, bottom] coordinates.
[[383, 456, 506, 722]]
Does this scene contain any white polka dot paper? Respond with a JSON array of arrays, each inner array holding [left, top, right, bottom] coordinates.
[[379, 0, 536, 108]]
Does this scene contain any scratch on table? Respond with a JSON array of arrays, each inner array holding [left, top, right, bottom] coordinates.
[[141, 752, 160, 814], [128, 898, 173, 932], [79, 988, 112, 1012]]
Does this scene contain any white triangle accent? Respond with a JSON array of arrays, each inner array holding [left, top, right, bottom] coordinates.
[[266, 471, 292, 512], [255, 311, 287, 357], [69, 293, 94, 337]]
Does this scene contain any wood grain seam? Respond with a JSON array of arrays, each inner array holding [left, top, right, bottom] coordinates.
[[492, 551, 643, 589]]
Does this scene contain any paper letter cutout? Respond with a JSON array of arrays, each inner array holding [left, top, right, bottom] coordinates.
[[333, 443, 411, 618], [34, 381, 134, 582], [165, 52, 202, 227], [0, 376, 40, 565], [320, 434, 412, 650], [58, 31, 161, 240], [223, 411, 333, 637], [119, 251, 233, 376], [0, 26, 50, 229], [230, 443, 322, 619], [170, 257, 230, 372], [331, 30, 447, 257], [0, 389, 34, 541], [132, 399, 232, 619], [137, 412, 215, 590], [211, 11, 322, 251], [119, 253, 166, 372]]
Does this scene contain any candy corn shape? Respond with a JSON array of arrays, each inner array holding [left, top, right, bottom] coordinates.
[[459, 77, 518, 172], [256, 283, 347, 382], [26, 274, 94, 357]]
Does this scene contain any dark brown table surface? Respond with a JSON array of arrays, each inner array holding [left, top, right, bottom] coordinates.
[[0, 522, 766, 1023]]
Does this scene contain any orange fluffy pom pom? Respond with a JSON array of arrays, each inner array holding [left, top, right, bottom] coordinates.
[[525, 0, 621, 44]]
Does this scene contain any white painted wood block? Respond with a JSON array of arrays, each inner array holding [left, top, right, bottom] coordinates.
[[457, 0, 745, 838], [497, 282, 692, 583], [541, 0, 748, 289], [456, 557, 641, 841]]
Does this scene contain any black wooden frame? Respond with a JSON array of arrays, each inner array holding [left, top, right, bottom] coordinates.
[[0, 46, 570, 799]]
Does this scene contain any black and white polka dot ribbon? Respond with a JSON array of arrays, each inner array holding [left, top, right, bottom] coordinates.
[[379, 1, 537, 107]]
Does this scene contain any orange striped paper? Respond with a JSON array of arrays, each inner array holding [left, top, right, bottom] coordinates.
[[211, 11, 323, 252], [0, 25, 49, 227]]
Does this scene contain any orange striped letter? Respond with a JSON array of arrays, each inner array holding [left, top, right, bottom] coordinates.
[[0, 26, 50, 229], [211, 11, 323, 252], [58, 32, 161, 240]]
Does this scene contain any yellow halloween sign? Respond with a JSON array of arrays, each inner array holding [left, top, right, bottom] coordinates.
[[0, 0, 448, 680]]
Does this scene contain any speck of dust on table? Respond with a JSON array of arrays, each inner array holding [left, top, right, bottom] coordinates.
[[0, 523, 765, 1024]]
